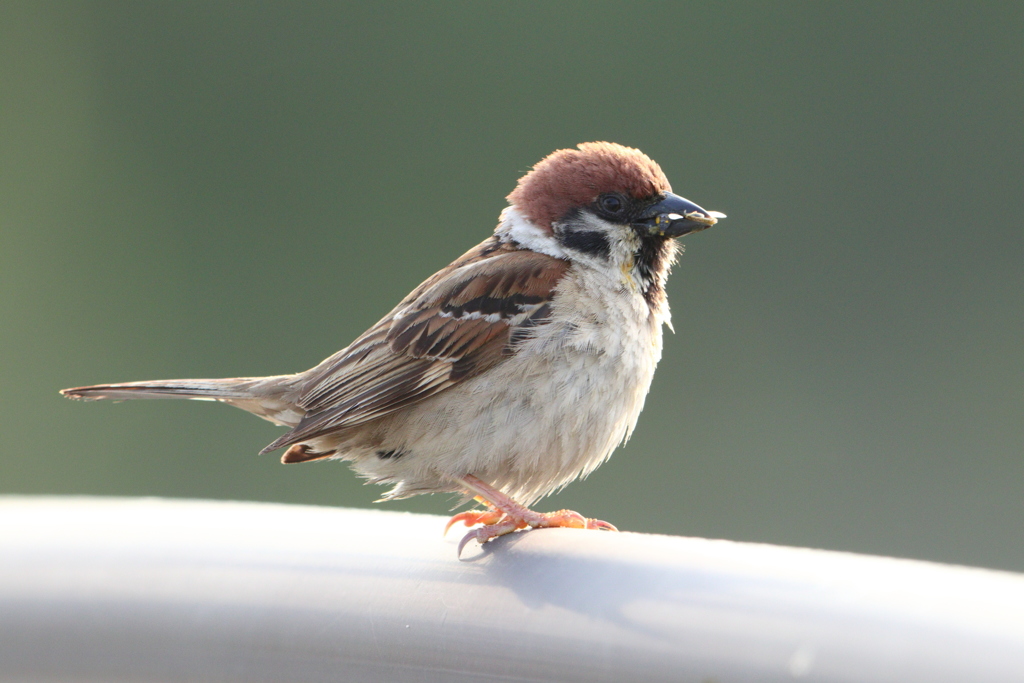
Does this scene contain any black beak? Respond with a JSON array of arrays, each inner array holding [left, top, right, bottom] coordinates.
[[632, 192, 725, 238]]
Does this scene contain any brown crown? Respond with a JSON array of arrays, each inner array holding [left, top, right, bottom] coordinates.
[[507, 142, 672, 230]]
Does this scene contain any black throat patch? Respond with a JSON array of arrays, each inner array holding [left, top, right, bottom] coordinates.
[[633, 232, 676, 307]]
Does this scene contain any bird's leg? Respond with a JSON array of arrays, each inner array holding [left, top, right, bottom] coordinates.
[[446, 474, 617, 556]]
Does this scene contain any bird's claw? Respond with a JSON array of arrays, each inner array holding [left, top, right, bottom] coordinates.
[[585, 518, 618, 532], [455, 516, 523, 557], [444, 508, 503, 536]]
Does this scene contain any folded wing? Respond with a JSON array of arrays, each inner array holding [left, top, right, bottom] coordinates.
[[260, 238, 567, 454]]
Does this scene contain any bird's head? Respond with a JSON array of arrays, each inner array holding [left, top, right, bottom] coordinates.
[[499, 142, 724, 301]]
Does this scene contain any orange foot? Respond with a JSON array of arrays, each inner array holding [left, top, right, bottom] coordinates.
[[445, 476, 618, 557]]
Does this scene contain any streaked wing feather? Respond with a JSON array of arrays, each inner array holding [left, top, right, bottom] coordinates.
[[261, 238, 567, 453]]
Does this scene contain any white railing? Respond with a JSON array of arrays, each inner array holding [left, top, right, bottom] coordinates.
[[2, 496, 1023, 682]]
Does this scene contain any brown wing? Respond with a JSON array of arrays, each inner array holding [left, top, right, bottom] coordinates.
[[259, 237, 567, 454]]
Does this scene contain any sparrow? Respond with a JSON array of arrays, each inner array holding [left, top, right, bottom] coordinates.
[[62, 142, 724, 556]]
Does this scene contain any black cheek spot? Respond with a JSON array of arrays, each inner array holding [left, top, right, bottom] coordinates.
[[376, 448, 407, 460], [560, 230, 611, 259]]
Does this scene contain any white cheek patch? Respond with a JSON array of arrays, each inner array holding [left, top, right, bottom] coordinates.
[[496, 207, 567, 259]]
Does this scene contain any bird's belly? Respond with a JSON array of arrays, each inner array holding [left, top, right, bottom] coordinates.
[[358, 308, 664, 505]]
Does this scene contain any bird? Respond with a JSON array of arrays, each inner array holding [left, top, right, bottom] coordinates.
[[61, 142, 724, 556]]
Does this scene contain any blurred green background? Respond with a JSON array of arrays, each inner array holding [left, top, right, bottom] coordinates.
[[3, 2, 1022, 570]]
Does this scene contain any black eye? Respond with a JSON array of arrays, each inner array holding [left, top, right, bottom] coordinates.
[[598, 193, 624, 215]]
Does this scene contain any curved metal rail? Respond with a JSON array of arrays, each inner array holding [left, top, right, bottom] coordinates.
[[2, 496, 1023, 682]]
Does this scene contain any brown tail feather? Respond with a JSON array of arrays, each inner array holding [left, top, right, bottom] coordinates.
[[60, 378, 260, 402]]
